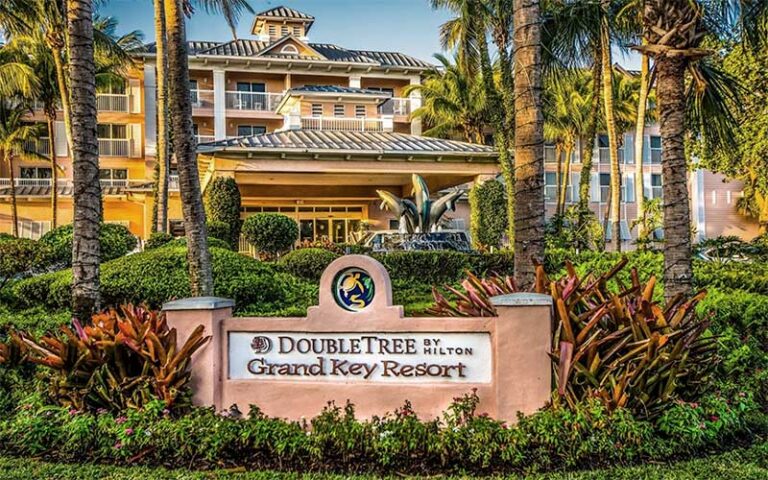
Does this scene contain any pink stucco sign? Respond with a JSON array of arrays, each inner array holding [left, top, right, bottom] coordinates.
[[164, 255, 552, 421]]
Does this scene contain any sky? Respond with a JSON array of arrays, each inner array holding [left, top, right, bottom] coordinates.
[[99, 0, 640, 69]]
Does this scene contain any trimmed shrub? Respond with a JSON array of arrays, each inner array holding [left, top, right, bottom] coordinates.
[[206, 220, 231, 245], [0, 238, 50, 290], [0, 233, 15, 242], [205, 177, 242, 249], [469, 250, 514, 276], [39, 223, 137, 267], [279, 248, 340, 280], [144, 232, 174, 250], [374, 251, 470, 284], [10, 246, 315, 315], [161, 237, 231, 251], [241, 213, 298, 257], [469, 179, 507, 250]]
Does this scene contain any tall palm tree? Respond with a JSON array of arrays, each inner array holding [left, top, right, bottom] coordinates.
[[164, 0, 212, 295], [0, 99, 46, 237], [67, 0, 102, 319], [405, 54, 489, 143], [154, 0, 170, 233], [513, 0, 545, 287], [637, 0, 767, 300], [543, 71, 593, 215], [633, 50, 651, 235]]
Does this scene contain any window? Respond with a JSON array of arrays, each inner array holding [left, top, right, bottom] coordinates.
[[236, 82, 266, 109], [280, 44, 299, 55], [599, 173, 610, 202], [236, 125, 267, 137], [281, 26, 289, 37], [311, 104, 323, 117], [622, 173, 635, 203], [189, 80, 199, 106], [388, 219, 400, 230], [97, 124, 127, 139], [354, 105, 366, 118], [544, 172, 558, 203], [293, 26, 302, 36], [650, 173, 662, 199], [96, 81, 126, 95], [544, 143, 557, 163], [20, 167, 52, 179], [649, 135, 662, 164], [598, 134, 610, 164], [366, 87, 395, 96], [99, 168, 128, 186], [333, 104, 345, 117], [604, 220, 632, 241], [268, 25, 277, 38]]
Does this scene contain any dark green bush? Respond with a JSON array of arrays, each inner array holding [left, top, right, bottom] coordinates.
[[469, 250, 514, 276], [0, 238, 51, 290], [0, 233, 14, 242], [206, 220, 231, 245], [161, 237, 231, 251], [205, 177, 242, 249], [10, 247, 315, 315], [279, 248, 339, 281], [39, 223, 137, 267], [144, 232, 174, 250], [241, 214, 298, 256], [469, 179, 507, 250], [373, 251, 470, 284], [694, 261, 768, 295]]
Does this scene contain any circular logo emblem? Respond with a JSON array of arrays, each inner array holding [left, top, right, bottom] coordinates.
[[333, 267, 375, 312], [250, 336, 272, 354]]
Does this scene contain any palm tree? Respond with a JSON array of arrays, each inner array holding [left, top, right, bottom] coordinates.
[[637, 0, 767, 300], [405, 53, 489, 143], [0, 99, 46, 237], [633, 51, 651, 236], [513, 0, 545, 287], [154, 0, 170, 233], [543, 71, 593, 216], [67, 0, 102, 319]]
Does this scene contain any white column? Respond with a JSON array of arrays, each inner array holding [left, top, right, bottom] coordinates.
[[349, 75, 361, 89], [143, 64, 157, 157], [213, 69, 227, 140], [692, 168, 707, 241], [408, 75, 422, 135]]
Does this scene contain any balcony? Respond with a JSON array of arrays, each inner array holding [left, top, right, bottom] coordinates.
[[24, 137, 52, 156], [100, 179, 129, 188], [190, 89, 215, 110], [225, 91, 284, 112], [195, 135, 216, 144], [96, 93, 130, 112], [301, 116, 384, 132], [379, 97, 412, 117], [0, 178, 71, 188], [98, 138, 133, 157]]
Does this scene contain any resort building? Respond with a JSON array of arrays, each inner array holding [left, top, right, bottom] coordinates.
[[0, 6, 759, 245]]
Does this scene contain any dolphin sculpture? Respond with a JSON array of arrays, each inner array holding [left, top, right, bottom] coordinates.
[[376, 189, 418, 233], [376, 174, 466, 234], [428, 189, 464, 232]]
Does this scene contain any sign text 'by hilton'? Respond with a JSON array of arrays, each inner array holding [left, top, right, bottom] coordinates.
[[229, 332, 492, 383]]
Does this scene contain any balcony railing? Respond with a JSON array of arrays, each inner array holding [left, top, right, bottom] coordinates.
[[379, 97, 412, 116], [100, 179, 129, 187], [0, 178, 72, 188], [195, 135, 216, 144], [190, 89, 215, 109], [98, 138, 131, 157], [225, 91, 283, 112], [24, 137, 51, 156], [96, 93, 130, 112], [301, 116, 384, 132], [168, 174, 179, 191]]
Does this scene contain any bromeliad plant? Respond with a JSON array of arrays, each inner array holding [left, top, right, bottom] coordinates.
[[13, 305, 210, 413], [429, 259, 718, 418]]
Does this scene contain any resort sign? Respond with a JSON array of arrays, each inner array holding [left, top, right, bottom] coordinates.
[[163, 255, 552, 422]]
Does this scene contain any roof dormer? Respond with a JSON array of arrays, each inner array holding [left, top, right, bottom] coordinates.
[[251, 6, 315, 42]]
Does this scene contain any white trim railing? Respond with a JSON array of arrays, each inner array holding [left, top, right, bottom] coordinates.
[[225, 91, 284, 112], [100, 179, 129, 188], [168, 174, 180, 191], [195, 135, 216, 144], [301, 116, 384, 132], [190, 89, 215, 109], [24, 137, 51, 156], [96, 93, 130, 112], [379, 97, 412, 116], [98, 138, 131, 157], [0, 178, 73, 188]]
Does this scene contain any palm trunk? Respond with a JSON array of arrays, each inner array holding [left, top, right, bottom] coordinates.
[[154, 0, 170, 233], [51, 46, 74, 151], [578, 48, 602, 210], [600, 24, 621, 252], [513, 0, 544, 288], [67, 0, 102, 319], [6, 151, 18, 237], [559, 143, 573, 215], [47, 114, 58, 228], [555, 144, 563, 213], [634, 51, 650, 239], [656, 55, 693, 302], [164, 0, 213, 296]]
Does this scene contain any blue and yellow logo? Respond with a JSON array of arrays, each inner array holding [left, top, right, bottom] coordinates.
[[333, 268, 375, 312]]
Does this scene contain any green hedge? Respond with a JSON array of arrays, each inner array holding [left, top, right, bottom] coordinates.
[[9, 247, 315, 316], [373, 251, 471, 284], [39, 223, 137, 267], [0, 393, 762, 476], [279, 248, 340, 281]]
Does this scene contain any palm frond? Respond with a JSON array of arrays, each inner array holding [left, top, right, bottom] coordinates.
[[686, 59, 743, 153]]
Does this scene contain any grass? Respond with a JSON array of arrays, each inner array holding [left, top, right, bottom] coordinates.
[[1, 442, 766, 479]]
